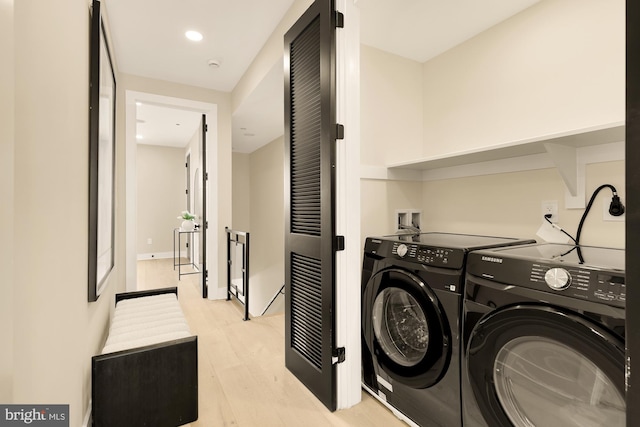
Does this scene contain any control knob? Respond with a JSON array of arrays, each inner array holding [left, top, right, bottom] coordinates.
[[396, 244, 408, 258], [544, 268, 571, 290]]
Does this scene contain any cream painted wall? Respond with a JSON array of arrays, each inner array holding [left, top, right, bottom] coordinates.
[[360, 45, 423, 167], [360, 179, 423, 240], [232, 152, 251, 231], [136, 145, 186, 256], [0, 0, 14, 403], [12, 0, 120, 423], [248, 137, 286, 315], [420, 161, 625, 248], [422, 0, 624, 158]]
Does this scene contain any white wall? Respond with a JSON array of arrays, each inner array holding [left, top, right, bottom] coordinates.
[[136, 144, 186, 256], [359, 0, 625, 251], [360, 45, 423, 167], [421, 161, 625, 248], [0, 0, 15, 403], [248, 137, 286, 315], [360, 179, 423, 240], [422, 0, 624, 158], [11, 0, 121, 423], [232, 152, 251, 231], [232, 0, 314, 112]]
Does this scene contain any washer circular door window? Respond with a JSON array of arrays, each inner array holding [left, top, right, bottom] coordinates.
[[467, 305, 625, 427], [367, 268, 450, 389]]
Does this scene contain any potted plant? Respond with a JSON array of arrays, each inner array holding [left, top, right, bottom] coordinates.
[[178, 211, 196, 231]]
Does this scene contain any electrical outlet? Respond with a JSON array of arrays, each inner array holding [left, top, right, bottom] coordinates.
[[541, 200, 559, 223], [147, 238, 153, 245], [603, 200, 625, 222]]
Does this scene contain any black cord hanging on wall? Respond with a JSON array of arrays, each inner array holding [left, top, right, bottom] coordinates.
[[542, 184, 624, 248], [575, 184, 625, 245]]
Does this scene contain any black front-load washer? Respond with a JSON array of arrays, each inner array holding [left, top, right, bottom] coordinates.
[[361, 232, 535, 427], [462, 243, 626, 427]]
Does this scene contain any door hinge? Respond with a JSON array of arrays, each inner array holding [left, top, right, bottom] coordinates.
[[205, 221, 209, 229], [335, 11, 344, 28], [335, 235, 345, 251], [185, 189, 188, 195], [336, 124, 344, 140], [332, 347, 346, 364], [204, 124, 208, 132], [205, 172, 209, 180]]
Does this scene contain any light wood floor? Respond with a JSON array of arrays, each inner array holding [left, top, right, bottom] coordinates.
[[136, 258, 406, 427]]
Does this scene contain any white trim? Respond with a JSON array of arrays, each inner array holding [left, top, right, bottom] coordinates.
[[125, 91, 216, 294], [136, 251, 176, 260], [360, 164, 422, 181], [335, 0, 361, 410], [81, 402, 91, 427]]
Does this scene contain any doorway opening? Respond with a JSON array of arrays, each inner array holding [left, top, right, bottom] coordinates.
[[125, 90, 217, 298]]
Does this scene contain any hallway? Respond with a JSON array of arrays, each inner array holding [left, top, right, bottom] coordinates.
[[136, 258, 405, 426]]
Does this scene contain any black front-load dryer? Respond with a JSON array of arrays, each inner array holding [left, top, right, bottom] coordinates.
[[462, 243, 626, 427], [361, 233, 535, 427]]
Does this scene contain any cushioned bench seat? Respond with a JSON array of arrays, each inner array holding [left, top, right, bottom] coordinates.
[[91, 287, 198, 427], [102, 293, 192, 354]]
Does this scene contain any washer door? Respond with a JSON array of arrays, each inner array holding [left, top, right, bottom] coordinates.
[[364, 267, 451, 389], [466, 304, 625, 427]]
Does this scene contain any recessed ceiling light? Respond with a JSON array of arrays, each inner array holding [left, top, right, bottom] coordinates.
[[185, 30, 203, 41]]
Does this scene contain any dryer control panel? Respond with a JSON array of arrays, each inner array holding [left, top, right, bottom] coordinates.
[[466, 245, 626, 309], [530, 263, 626, 307]]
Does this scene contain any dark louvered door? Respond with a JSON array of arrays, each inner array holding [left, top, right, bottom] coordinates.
[[284, 0, 339, 411]]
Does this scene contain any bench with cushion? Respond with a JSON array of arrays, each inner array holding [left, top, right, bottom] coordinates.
[[91, 287, 198, 427]]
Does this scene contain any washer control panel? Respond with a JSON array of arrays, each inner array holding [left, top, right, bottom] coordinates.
[[390, 242, 464, 268]]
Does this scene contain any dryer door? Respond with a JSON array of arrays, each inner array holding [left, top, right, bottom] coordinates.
[[364, 267, 451, 389], [466, 304, 625, 427]]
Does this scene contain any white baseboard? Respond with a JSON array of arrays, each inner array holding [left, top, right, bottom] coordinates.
[[137, 251, 179, 260]]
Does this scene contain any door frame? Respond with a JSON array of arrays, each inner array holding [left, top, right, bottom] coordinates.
[[124, 91, 217, 295]]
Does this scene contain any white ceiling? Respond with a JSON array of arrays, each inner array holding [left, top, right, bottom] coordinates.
[[103, 0, 540, 151]]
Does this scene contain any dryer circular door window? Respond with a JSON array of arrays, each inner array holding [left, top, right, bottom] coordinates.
[[466, 305, 625, 427], [364, 268, 451, 389]]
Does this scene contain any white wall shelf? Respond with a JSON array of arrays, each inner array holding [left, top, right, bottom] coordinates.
[[388, 122, 624, 171], [384, 122, 625, 208]]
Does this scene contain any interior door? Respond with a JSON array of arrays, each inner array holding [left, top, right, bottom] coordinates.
[[198, 114, 207, 298], [284, 0, 339, 411]]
